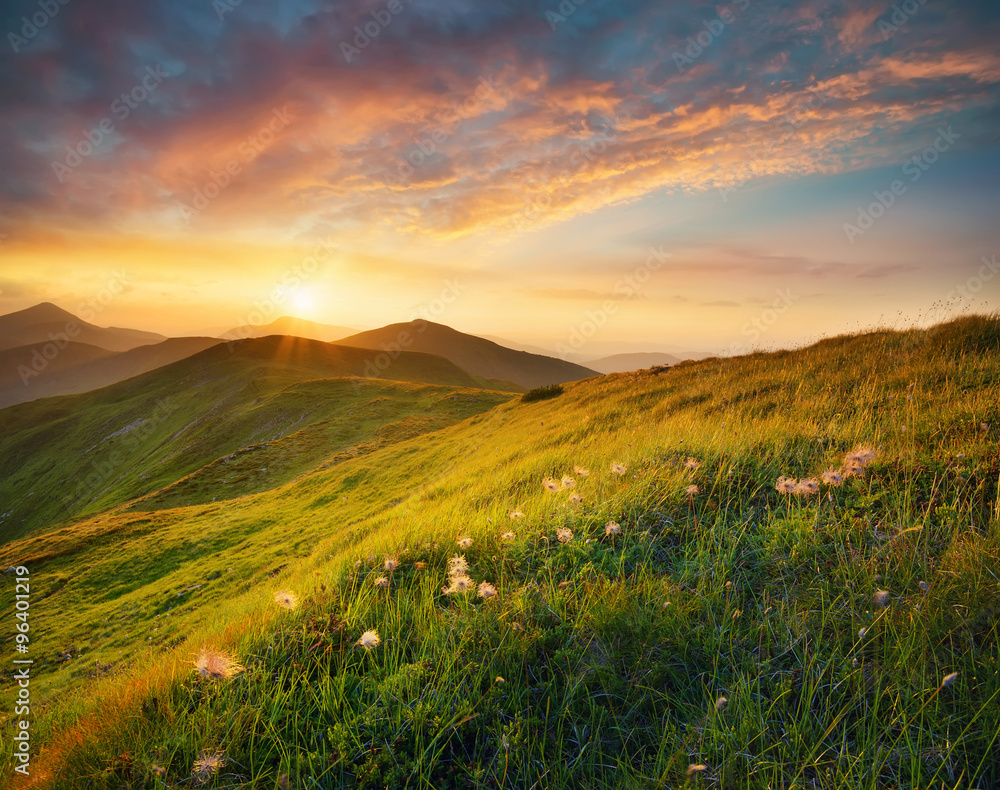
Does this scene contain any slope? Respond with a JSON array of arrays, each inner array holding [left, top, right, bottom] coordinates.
[[0, 302, 166, 352], [2, 316, 999, 789], [0, 337, 222, 409], [0, 334, 517, 542], [337, 320, 599, 388]]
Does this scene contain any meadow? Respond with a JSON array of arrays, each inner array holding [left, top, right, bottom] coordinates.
[[1, 315, 999, 788]]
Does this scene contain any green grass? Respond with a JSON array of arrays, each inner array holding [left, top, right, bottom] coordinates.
[[1, 315, 999, 788]]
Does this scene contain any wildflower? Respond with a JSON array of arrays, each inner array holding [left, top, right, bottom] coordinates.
[[192, 751, 226, 783], [274, 590, 299, 610], [796, 478, 820, 496], [686, 484, 700, 496], [458, 536, 473, 549], [561, 476, 576, 488], [444, 574, 475, 594], [842, 461, 864, 477], [543, 477, 561, 492], [845, 445, 877, 467], [715, 696, 728, 712], [193, 647, 244, 680], [686, 764, 708, 775], [821, 468, 844, 486], [940, 672, 959, 689], [574, 465, 590, 476], [500, 531, 516, 542], [448, 554, 469, 575], [918, 580, 929, 593], [556, 527, 574, 543], [373, 575, 390, 589], [478, 581, 497, 599], [684, 457, 701, 471], [775, 476, 798, 495], [610, 462, 627, 476], [384, 557, 398, 572], [858, 627, 867, 640], [568, 493, 583, 504], [509, 509, 524, 519], [605, 521, 621, 536], [874, 590, 890, 607], [357, 629, 381, 650]]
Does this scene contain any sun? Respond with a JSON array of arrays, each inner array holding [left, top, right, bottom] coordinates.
[[290, 289, 316, 316]]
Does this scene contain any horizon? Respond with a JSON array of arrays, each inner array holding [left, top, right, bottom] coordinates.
[[1, 1, 999, 353]]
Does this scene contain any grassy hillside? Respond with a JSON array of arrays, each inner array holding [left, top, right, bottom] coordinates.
[[338, 321, 599, 388], [1, 316, 999, 789], [0, 335, 517, 542]]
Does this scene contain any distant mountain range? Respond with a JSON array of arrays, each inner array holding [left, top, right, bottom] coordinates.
[[0, 303, 707, 410], [0, 302, 166, 352], [337, 321, 599, 389], [220, 316, 357, 343]]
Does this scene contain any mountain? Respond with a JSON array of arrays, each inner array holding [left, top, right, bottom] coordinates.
[[0, 302, 166, 352], [338, 320, 600, 388], [587, 352, 684, 373], [0, 334, 518, 540], [0, 337, 223, 409], [221, 316, 357, 343], [2, 315, 998, 789]]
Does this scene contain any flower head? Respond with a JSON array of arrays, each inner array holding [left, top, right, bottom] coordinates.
[[686, 484, 700, 496], [842, 460, 864, 477], [414, 561, 428, 571], [561, 476, 576, 488], [874, 589, 890, 607], [193, 647, 244, 680], [610, 462, 627, 476], [845, 445, 877, 468], [192, 751, 226, 784], [568, 493, 583, 504], [821, 468, 844, 486], [940, 671, 959, 689], [556, 527, 574, 543], [373, 575, 390, 589], [715, 696, 728, 712], [384, 557, 398, 572], [508, 509, 524, 519], [574, 465, 590, 477], [500, 531, 516, 542], [274, 590, 299, 611], [605, 520, 621, 536], [458, 536, 474, 549], [357, 629, 381, 650], [684, 457, 701, 471], [543, 477, 561, 492], [477, 581, 497, 599], [444, 573, 475, 594], [775, 476, 798, 495], [448, 554, 469, 575], [796, 478, 819, 496]]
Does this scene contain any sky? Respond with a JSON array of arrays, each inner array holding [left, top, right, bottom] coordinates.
[[0, 0, 998, 355]]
